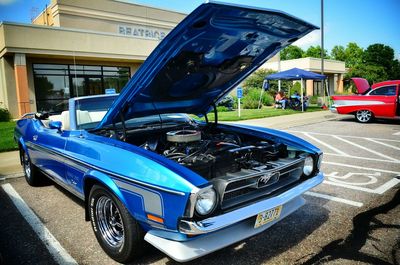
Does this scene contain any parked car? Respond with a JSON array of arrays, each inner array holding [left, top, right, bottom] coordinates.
[[331, 78, 400, 123], [14, 2, 323, 263]]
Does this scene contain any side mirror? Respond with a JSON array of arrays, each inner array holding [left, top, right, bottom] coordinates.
[[49, 121, 62, 131]]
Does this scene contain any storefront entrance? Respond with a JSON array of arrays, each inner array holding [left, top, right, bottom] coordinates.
[[33, 64, 130, 112], [71, 76, 103, 97]]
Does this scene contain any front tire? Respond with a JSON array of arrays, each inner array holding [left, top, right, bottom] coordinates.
[[89, 185, 145, 263], [21, 149, 43, 186], [355, 110, 373, 123]]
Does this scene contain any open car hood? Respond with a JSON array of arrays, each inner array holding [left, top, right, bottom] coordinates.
[[351, 78, 370, 94], [97, 1, 318, 129]]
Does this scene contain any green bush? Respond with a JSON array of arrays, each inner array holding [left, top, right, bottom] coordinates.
[[0, 108, 11, 122], [242, 98, 259, 109], [217, 95, 234, 109], [292, 82, 301, 93], [216, 106, 229, 112], [309, 95, 318, 104], [242, 88, 274, 109], [232, 95, 238, 109]]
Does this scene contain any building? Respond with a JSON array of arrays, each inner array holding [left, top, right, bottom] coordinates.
[[0, 0, 185, 118], [261, 55, 346, 96], [0, 0, 346, 118]]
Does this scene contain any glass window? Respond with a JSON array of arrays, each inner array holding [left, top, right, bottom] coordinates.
[[33, 64, 68, 70], [369, 86, 397, 96], [75, 95, 118, 129], [33, 64, 131, 112], [34, 75, 70, 112], [36, 99, 69, 113]]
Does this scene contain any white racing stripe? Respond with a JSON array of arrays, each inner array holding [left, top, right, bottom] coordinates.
[[332, 135, 399, 162], [1, 184, 78, 265], [305, 191, 363, 207], [303, 132, 348, 156]]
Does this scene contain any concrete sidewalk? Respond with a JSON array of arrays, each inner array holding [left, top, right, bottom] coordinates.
[[0, 110, 336, 179], [0, 150, 22, 179], [233, 110, 336, 129]]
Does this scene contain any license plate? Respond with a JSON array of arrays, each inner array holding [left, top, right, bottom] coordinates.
[[254, 205, 282, 228]]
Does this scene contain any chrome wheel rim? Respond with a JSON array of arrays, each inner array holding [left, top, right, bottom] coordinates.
[[23, 153, 31, 179], [356, 110, 371, 122], [96, 195, 124, 248]]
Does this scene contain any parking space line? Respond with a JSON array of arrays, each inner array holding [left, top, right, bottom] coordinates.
[[332, 135, 399, 162], [286, 130, 400, 143], [1, 184, 78, 265], [366, 138, 400, 151], [303, 132, 348, 156], [305, 191, 363, 207], [374, 178, 400, 194], [323, 178, 400, 194], [393, 131, 400, 136], [322, 161, 400, 175], [324, 152, 400, 164]]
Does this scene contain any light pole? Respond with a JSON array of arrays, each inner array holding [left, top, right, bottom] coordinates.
[[321, 0, 325, 104]]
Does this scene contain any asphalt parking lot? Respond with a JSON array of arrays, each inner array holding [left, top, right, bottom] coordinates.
[[1, 115, 399, 265]]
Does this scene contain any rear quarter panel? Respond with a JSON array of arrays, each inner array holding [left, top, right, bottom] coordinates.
[[332, 95, 396, 117]]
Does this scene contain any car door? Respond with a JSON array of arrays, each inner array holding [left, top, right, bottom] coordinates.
[[32, 126, 67, 184], [396, 85, 400, 117], [367, 85, 397, 117]]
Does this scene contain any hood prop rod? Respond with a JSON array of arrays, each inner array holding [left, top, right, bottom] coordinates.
[[119, 112, 127, 141], [212, 103, 218, 125]]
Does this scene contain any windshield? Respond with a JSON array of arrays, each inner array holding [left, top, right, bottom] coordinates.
[[119, 113, 196, 131], [76, 96, 118, 130]]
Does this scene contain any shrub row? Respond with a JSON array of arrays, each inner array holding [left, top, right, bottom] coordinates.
[[0, 108, 11, 122]]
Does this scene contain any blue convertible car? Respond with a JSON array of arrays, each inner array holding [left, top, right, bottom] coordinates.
[[15, 2, 323, 263]]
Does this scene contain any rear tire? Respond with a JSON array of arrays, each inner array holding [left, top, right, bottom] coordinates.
[[21, 149, 43, 186], [355, 110, 373, 123], [89, 185, 145, 263]]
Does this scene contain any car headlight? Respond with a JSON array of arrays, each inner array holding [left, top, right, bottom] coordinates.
[[195, 187, 217, 216], [317, 153, 323, 170], [303, 156, 314, 176]]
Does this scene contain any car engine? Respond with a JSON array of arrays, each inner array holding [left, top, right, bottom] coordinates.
[[141, 129, 288, 180]]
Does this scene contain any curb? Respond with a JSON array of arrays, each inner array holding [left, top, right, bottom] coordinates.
[[0, 172, 24, 181]]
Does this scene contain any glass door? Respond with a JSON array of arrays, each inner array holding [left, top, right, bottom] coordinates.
[[71, 76, 103, 97]]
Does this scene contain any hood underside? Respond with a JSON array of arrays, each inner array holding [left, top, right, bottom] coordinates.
[[351, 78, 370, 94], [97, 1, 318, 129]]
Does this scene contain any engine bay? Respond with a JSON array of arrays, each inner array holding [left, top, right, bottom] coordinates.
[[136, 127, 303, 180]]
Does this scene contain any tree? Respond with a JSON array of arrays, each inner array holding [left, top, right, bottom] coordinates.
[[280, 45, 304, 60], [363, 43, 395, 77], [344, 42, 364, 68], [390, 59, 400, 80], [304, 45, 329, 58], [331, 45, 346, 61], [345, 64, 388, 87], [242, 68, 292, 96]]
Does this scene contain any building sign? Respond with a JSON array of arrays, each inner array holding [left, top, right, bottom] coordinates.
[[118, 25, 169, 40]]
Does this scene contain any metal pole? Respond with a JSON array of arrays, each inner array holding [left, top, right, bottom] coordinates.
[[321, 0, 325, 104], [278, 51, 281, 92], [238, 98, 241, 117], [301, 78, 304, 112]]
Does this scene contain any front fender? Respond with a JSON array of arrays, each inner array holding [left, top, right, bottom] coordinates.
[[82, 169, 190, 231]]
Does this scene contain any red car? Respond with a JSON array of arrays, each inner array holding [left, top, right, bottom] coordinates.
[[331, 78, 400, 122]]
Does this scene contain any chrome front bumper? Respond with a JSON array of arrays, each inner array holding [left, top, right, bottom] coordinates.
[[329, 106, 338, 113], [144, 172, 324, 262]]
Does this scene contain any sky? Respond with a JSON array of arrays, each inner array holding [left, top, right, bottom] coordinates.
[[0, 0, 399, 59]]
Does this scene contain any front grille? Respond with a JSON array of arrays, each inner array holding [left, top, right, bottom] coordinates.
[[214, 158, 305, 210]]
